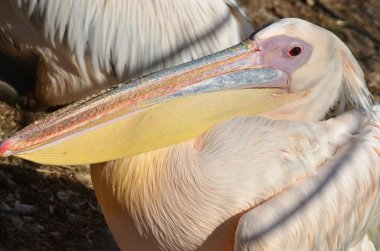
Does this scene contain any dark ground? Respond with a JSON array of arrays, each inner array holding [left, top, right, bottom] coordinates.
[[0, 0, 379, 250]]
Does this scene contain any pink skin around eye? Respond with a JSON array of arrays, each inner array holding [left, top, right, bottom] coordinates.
[[251, 35, 312, 74]]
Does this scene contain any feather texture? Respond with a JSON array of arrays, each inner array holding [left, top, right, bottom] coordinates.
[[0, 0, 253, 105], [91, 110, 380, 251]]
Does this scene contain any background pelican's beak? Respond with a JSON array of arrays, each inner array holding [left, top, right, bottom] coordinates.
[[0, 40, 304, 165]]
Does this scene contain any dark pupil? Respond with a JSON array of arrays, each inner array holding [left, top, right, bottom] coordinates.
[[289, 47, 301, 56]]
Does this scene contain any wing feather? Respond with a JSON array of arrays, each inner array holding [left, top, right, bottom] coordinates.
[[235, 109, 380, 251]]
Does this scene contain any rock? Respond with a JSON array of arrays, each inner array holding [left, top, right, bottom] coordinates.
[[0, 202, 11, 212], [14, 200, 37, 215]]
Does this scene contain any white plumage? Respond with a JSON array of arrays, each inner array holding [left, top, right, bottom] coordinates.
[[235, 111, 380, 251], [91, 109, 380, 251]]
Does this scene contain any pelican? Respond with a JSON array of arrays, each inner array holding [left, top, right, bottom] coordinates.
[[0, 0, 252, 107], [1, 18, 379, 250]]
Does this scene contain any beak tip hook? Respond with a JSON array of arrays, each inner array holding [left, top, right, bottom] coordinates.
[[0, 139, 15, 157]]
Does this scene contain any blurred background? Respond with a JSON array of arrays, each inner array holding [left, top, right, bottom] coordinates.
[[0, 0, 379, 250]]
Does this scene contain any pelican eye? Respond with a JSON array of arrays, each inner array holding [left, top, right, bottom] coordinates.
[[287, 46, 302, 57]]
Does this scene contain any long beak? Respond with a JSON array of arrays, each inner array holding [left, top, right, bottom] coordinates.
[[0, 40, 304, 165]]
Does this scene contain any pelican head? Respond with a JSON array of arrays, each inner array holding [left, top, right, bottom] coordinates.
[[251, 18, 372, 120], [0, 18, 373, 164]]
